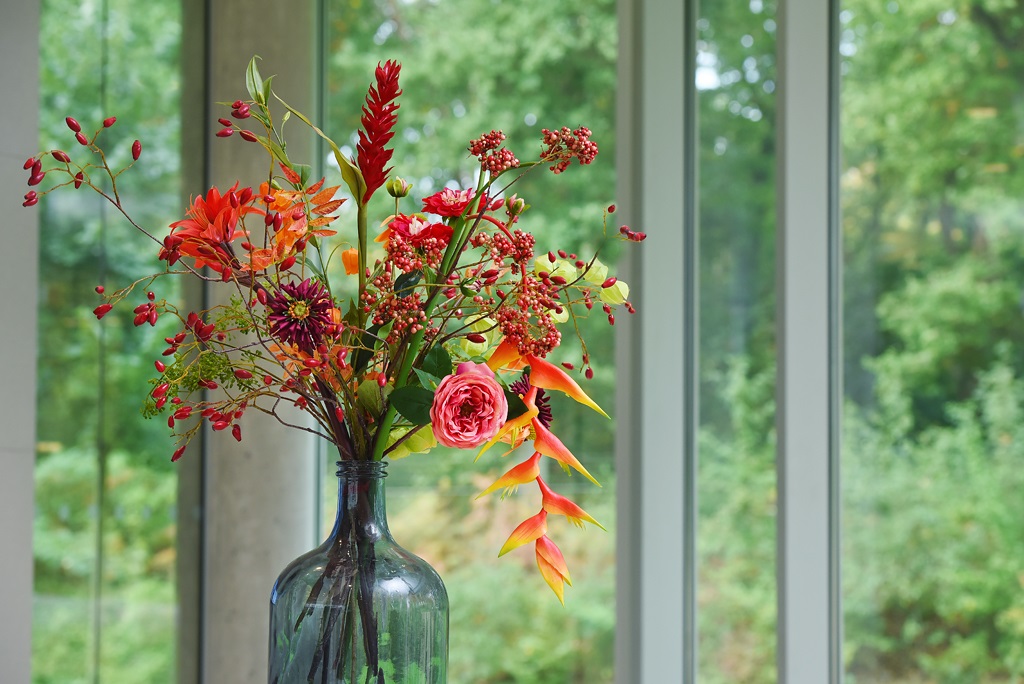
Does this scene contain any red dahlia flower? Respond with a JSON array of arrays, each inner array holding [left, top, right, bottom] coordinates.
[[266, 279, 335, 354]]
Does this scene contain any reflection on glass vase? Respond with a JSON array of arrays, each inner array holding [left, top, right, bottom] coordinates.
[[269, 460, 448, 684]]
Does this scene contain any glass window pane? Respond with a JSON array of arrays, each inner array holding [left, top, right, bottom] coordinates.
[[696, 2, 779, 682], [840, 2, 1024, 681], [34, 0, 182, 680], [321, 2, 619, 681]]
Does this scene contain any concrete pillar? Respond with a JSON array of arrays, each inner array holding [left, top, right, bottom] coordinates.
[[197, 2, 318, 682], [0, 1, 40, 681]]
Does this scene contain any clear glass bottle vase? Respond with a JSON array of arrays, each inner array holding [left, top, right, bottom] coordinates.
[[269, 460, 448, 683]]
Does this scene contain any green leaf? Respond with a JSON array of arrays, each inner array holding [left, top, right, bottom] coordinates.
[[245, 56, 265, 105], [412, 367, 442, 390], [351, 324, 383, 374], [505, 390, 529, 420], [389, 385, 435, 426], [394, 270, 422, 298], [421, 345, 452, 379]]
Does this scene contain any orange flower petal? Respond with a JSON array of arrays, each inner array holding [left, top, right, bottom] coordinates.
[[525, 354, 608, 418], [477, 452, 542, 499], [536, 536, 571, 605], [498, 510, 547, 557], [533, 419, 600, 487], [486, 338, 526, 372], [341, 247, 359, 275], [539, 478, 606, 530], [477, 387, 539, 460]]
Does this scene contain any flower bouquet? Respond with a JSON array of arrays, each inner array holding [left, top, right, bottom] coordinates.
[[21, 57, 644, 682]]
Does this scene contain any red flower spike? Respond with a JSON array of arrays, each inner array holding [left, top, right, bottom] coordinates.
[[356, 60, 402, 204], [171, 445, 186, 462], [65, 117, 81, 133], [103, 116, 117, 128], [132, 140, 142, 160]]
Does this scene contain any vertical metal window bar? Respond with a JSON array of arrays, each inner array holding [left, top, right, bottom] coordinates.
[[774, 0, 841, 682]]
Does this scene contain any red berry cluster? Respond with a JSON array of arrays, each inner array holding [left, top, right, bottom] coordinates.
[[469, 129, 520, 175], [539, 126, 598, 174]]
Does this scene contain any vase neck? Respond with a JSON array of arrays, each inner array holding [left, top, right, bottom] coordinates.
[[331, 459, 391, 543]]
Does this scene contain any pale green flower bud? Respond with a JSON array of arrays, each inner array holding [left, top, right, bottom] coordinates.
[[386, 177, 413, 198], [547, 305, 570, 324], [534, 256, 577, 282], [582, 258, 609, 285], [386, 425, 437, 459], [599, 280, 630, 306], [458, 316, 499, 357], [505, 194, 528, 216]]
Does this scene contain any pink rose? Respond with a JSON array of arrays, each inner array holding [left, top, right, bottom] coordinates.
[[430, 362, 509, 449]]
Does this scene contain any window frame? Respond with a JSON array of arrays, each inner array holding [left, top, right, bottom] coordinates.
[[7, 0, 850, 681]]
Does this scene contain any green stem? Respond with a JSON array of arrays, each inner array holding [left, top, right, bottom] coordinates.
[[357, 202, 368, 330]]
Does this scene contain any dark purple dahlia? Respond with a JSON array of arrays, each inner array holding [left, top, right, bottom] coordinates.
[[266, 278, 334, 353]]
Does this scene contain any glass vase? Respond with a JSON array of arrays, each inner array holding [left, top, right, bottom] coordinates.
[[269, 460, 448, 683]]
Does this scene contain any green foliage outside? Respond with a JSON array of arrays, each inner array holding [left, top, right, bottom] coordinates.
[[694, 0, 1024, 682], [34, 0, 182, 680]]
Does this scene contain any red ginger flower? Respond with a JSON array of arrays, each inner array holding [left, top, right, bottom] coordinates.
[[357, 60, 402, 205]]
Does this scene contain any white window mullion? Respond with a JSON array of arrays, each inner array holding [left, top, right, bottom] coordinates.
[[617, 0, 693, 681], [775, 0, 841, 682], [0, 2, 40, 681]]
